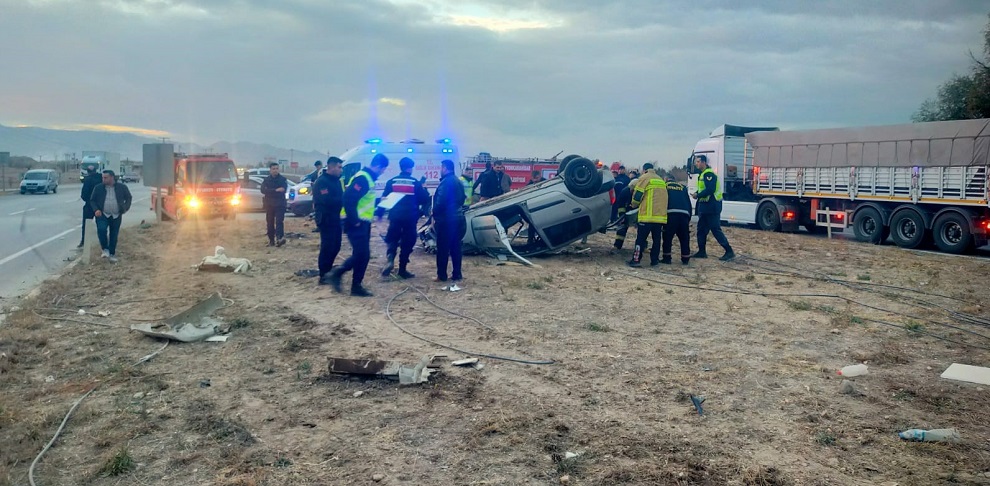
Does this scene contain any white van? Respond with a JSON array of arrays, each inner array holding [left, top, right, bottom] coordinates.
[[20, 169, 59, 194], [339, 138, 459, 197]]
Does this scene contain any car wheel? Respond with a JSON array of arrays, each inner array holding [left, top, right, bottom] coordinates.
[[292, 202, 312, 217], [562, 157, 602, 198], [932, 212, 972, 254], [556, 154, 582, 177], [756, 202, 780, 231], [52, 185, 57, 194], [889, 210, 925, 249], [20, 190, 25, 194], [852, 207, 886, 244]]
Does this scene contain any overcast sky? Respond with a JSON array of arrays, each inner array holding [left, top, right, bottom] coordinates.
[[1, 0, 986, 168]]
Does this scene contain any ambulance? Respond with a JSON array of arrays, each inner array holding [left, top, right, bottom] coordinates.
[[340, 138, 459, 197]]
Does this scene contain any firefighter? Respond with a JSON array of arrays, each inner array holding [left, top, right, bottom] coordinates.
[[691, 154, 735, 261], [327, 154, 389, 297], [661, 176, 692, 264], [313, 157, 345, 284], [378, 157, 430, 279], [627, 163, 668, 267]]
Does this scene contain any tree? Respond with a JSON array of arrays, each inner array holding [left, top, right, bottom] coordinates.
[[913, 14, 990, 122]]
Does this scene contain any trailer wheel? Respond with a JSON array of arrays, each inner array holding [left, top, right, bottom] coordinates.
[[889, 210, 925, 249], [756, 202, 780, 231], [852, 207, 886, 244], [562, 157, 603, 199], [932, 212, 972, 254]]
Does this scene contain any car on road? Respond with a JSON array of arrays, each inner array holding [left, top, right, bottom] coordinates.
[[120, 173, 140, 183], [287, 181, 313, 217], [19, 169, 59, 194], [237, 176, 291, 212], [420, 155, 615, 257]]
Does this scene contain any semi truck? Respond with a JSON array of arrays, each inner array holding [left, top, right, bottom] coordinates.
[[150, 152, 241, 221], [688, 119, 990, 254], [79, 151, 121, 181]]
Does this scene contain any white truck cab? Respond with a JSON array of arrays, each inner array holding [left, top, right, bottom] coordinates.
[[339, 138, 459, 197], [687, 125, 778, 224]]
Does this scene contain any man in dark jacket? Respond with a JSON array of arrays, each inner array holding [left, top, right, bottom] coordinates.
[[302, 160, 323, 183], [327, 154, 389, 297], [78, 165, 102, 248], [661, 177, 693, 265], [611, 165, 631, 222], [313, 157, 345, 284], [89, 170, 132, 263], [473, 161, 509, 201], [433, 159, 467, 283], [260, 162, 289, 247], [378, 157, 430, 279]]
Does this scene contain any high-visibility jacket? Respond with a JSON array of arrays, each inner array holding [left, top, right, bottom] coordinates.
[[630, 170, 668, 224], [696, 168, 722, 202], [460, 175, 473, 203], [342, 170, 376, 222]]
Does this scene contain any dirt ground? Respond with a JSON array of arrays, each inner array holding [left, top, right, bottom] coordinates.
[[1, 214, 989, 486]]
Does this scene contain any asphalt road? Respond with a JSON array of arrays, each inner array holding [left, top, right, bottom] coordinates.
[[0, 183, 154, 300]]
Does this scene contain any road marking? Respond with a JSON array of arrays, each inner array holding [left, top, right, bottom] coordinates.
[[8, 208, 36, 216], [0, 226, 81, 267]]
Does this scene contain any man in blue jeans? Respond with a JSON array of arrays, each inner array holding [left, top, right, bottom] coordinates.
[[89, 170, 133, 263]]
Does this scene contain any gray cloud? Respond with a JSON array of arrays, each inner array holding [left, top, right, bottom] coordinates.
[[0, 0, 985, 167]]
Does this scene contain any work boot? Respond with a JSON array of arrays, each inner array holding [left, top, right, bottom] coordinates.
[[660, 257, 672, 265], [350, 286, 373, 297], [397, 268, 415, 279], [267, 238, 275, 247], [327, 268, 343, 293], [650, 260, 660, 267], [681, 256, 690, 265], [276, 238, 287, 247], [627, 259, 642, 268], [77, 241, 84, 249], [692, 251, 708, 259], [381, 252, 396, 277], [719, 250, 736, 262]]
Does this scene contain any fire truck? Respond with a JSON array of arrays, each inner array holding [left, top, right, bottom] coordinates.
[[466, 152, 563, 190], [150, 153, 241, 221]]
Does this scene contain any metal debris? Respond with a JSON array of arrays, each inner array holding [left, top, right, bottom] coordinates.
[[328, 355, 441, 385], [130, 293, 226, 343]]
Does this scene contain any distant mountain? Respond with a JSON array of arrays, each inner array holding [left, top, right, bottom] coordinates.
[[0, 123, 324, 168]]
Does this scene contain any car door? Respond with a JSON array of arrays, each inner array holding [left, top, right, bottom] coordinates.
[[239, 178, 264, 211]]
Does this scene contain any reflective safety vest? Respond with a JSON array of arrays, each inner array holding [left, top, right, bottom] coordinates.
[[632, 171, 668, 224], [697, 168, 723, 202], [460, 175, 473, 203], [341, 170, 376, 221]]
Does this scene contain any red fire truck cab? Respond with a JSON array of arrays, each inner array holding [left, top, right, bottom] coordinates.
[[151, 153, 241, 221]]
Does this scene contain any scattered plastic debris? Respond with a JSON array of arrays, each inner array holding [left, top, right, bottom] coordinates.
[[196, 246, 252, 273], [130, 293, 227, 343]]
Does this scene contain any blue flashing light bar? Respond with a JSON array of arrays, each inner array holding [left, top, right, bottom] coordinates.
[[436, 138, 452, 144], [364, 138, 382, 144], [407, 148, 414, 153]]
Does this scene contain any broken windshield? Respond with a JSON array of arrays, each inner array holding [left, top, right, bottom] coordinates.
[[187, 161, 237, 184]]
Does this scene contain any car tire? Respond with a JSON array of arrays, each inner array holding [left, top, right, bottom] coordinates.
[[292, 202, 312, 217], [932, 212, 972, 254], [562, 157, 602, 198], [556, 154, 582, 177], [20, 190, 25, 195], [52, 185, 57, 194], [889, 209, 925, 249], [852, 207, 886, 244]]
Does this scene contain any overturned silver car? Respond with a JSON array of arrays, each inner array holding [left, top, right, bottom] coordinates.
[[420, 155, 615, 257]]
